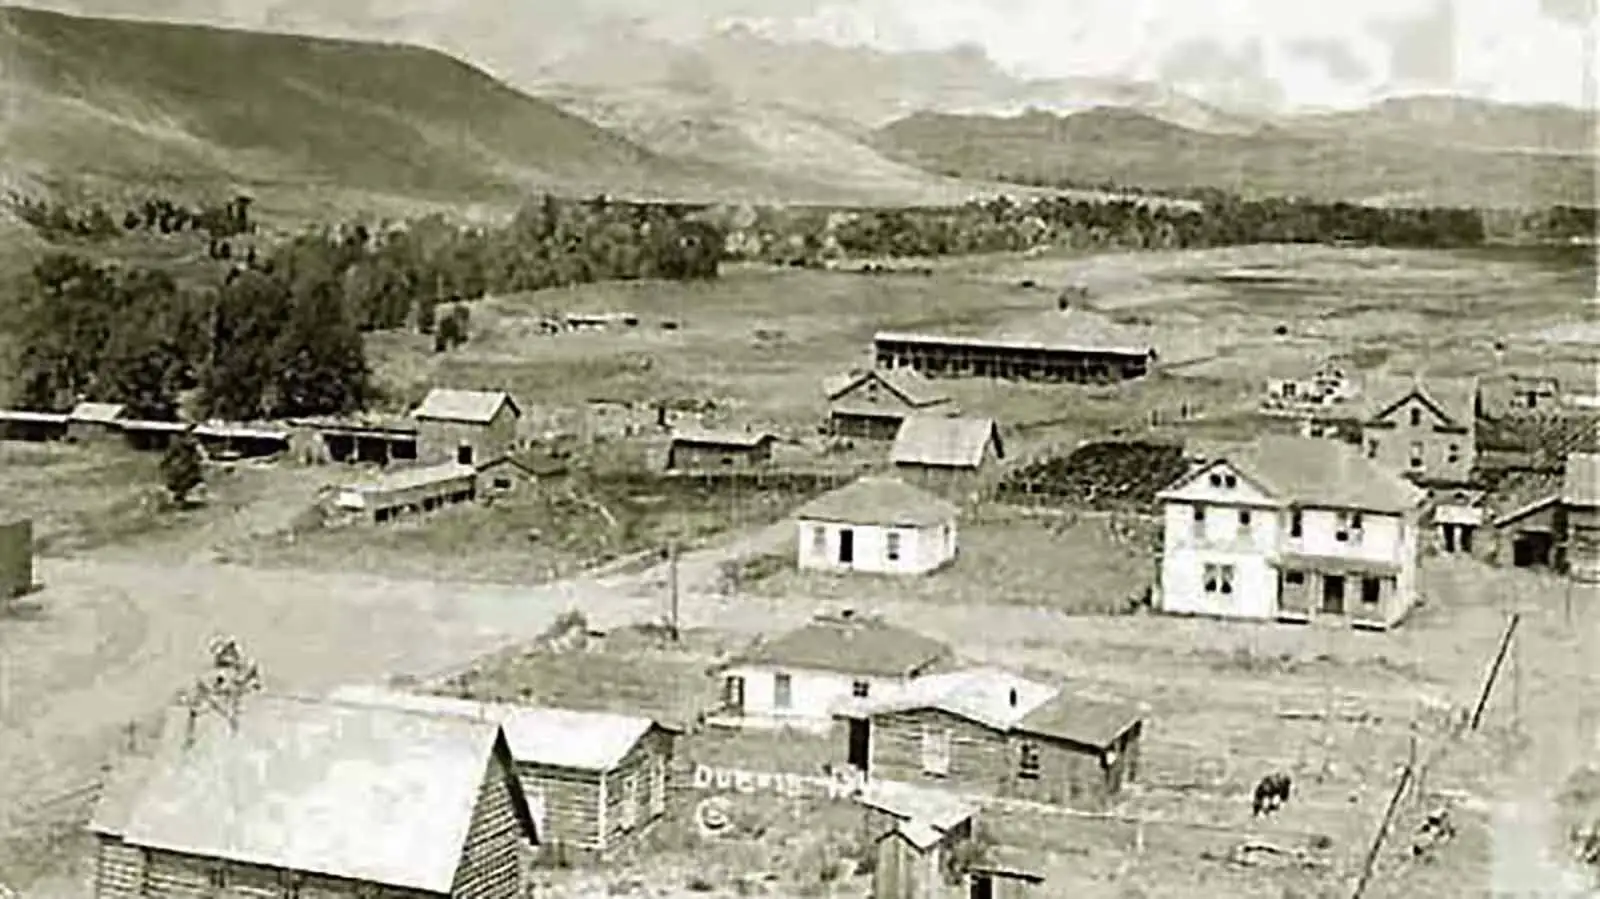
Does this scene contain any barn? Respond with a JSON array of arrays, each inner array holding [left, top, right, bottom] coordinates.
[[329, 686, 680, 860], [891, 415, 1005, 498], [0, 518, 33, 600], [413, 388, 521, 467], [834, 668, 1143, 811], [793, 476, 959, 575], [1491, 452, 1600, 580], [288, 414, 419, 465], [664, 426, 777, 471], [711, 609, 953, 731], [872, 308, 1156, 384], [823, 369, 954, 441], [332, 462, 479, 523], [66, 401, 127, 443], [88, 694, 539, 899]]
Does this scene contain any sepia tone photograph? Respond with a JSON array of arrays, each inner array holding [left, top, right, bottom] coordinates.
[[0, 0, 1595, 896]]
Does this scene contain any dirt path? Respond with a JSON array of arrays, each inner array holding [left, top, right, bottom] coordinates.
[[0, 519, 792, 890]]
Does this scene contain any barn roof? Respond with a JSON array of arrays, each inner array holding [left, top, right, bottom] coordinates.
[[1161, 435, 1426, 514], [1358, 374, 1480, 428], [793, 476, 958, 527], [981, 308, 1154, 355], [327, 685, 665, 771], [823, 368, 950, 408], [68, 401, 126, 423], [412, 388, 520, 424], [891, 415, 1003, 469], [103, 694, 512, 894], [840, 668, 1058, 732], [669, 426, 776, 448], [1015, 693, 1142, 748], [725, 613, 951, 679]]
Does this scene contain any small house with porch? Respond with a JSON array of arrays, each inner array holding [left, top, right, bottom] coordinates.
[[329, 685, 680, 860], [87, 693, 539, 899], [824, 369, 954, 441], [712, 610, 953, 732], [891, 416, 1005, 498], [794, 476, 959, 575], [1155, 434, 1427, 629], [1490, 452, 1600, 580], [413, 388, 522, 467], [664, 426, 777, 471], [834, 668, 1144, 811]]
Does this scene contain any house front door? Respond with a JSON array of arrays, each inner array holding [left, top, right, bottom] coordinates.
[[847, 718, 872, 774], [969, 874, 995, 899], [723, 676, 745, 714], [838, 528, 855, 564], [1321, 575, 1346, 615]]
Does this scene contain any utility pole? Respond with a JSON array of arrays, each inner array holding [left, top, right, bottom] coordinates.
[[1470, 613, 1520, 731], [667, 540, 680, 642], [1351, 757, 1415, 899]]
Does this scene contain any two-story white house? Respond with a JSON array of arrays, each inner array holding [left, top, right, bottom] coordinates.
[[1155, 434, 1428, 630]]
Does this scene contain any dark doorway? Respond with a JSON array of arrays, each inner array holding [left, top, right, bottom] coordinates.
[[1443, 524, 1457, 552], [1361, 576, 1383, 607], [457, 443, 474, 465], [723, 676, 745, 714], [1512, 532, 1554, 568], [1321, 575, 1346, 614], [838, 528, 855, 565], [847, 718, 871, 773], [1460, 526, 1474, 553], [969, 874, 994, 899]]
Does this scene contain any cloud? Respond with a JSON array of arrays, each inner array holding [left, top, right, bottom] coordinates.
[[1286, 38, 1374, 85], [1368, 0, 1457, 91]]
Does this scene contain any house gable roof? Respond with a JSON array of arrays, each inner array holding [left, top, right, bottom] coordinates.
[[1162, 435, 1426, 514], [326, 686, 666, 771], [891, 415, 1004, 469], [412, 388, 519, 424], [107, 694, 522, 894], [1015, 693, 1141, 748], [726, 613, 951, 679], [1361, 375, 1479, 428], [793, 476, 958, 527], [824, 368, 950, 408], [840, 668, 1058, 732]]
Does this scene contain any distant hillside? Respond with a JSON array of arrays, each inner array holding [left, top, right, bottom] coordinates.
[[1285, 96, 1597, 155], [0, 6, 883, 208], [874, 107, 1598, 208]]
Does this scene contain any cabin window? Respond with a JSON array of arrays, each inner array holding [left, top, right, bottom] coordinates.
[[920, 726, 952, 776], [812, 525, 828, 555], [1410, 408, 1422, 427], [1447, 444, 1460, 465], [1203, 563, 1235, 595], [493, 476, 512, 490], [852, 680, 870, 698], [773, 673, 793, 709], [1018, 741, 1041, 780], [1285, 570, 1305, 586], [885, 531, 902, 562], [1409, 442, 1425, 469], [1237, 509, 1252, 532], [1289, 509, 1303, 538], [457, 443, 474, 465]]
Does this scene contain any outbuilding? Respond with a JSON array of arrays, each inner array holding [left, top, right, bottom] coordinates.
[[329, 686, 680, 860], [413, 388, 521, 466], [891, 416, 1005, 498], [712, 609, 953, 732], [824, 369, 954, 441], [332, 462, 478, 523], [664, 426, 777, 471], [793, 476, 959, 575], [1491, 452, 1600, 580], [66, 401, 127, 444]]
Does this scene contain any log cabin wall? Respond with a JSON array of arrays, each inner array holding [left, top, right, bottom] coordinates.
[[450, 745, 533, 898]]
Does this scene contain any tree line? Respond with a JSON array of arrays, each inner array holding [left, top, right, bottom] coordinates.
[[7, 193, 257, 243], [9, 194, 725, 421]]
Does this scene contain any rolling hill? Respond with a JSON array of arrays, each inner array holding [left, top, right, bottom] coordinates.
[[0, 5, 1008, 211], [1284, 96, 1596, 156], [872, 107, 1598, 208]]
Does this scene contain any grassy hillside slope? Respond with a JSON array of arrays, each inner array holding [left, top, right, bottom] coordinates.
[[875, 107, 1597, 208]]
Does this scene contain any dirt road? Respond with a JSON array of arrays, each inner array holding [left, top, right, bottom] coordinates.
[[0, 520, 792, 890]]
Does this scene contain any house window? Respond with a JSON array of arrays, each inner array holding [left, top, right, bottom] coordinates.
[[1209, 473, 1222, 488], [1447, 444, 1460, 464], [493, 476, 512, 490], [1285, 570, 1305, 586], [723, 675, 746, 711], [885, 531, 901, 562], [812, 525, 827, 555], [1409, 442, 1425, 469], [1223, 474, 1237, 488], [457, 443, 474, 465], [1018, 741, 1041, 780], [852, 680, 870, 698], [1361, 577, 1383, 607], [1289, 509, 1303, 538], [1410, 408, 1422, 427], [773, 673, 792, 710], [208, 865, 227, 888], [1203, 563, 1235, 595], [920, 726, 952, 776], [1191, 504, 1205, 537], [1338, 512, 1365, 544], [620, 772, 640, 830], [1237, 509, 1252, 532], [1366, 438, 1379, 458]]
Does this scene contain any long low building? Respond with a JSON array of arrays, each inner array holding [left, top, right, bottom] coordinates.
[[873, 308, 1157, 384], [332, 462, 479, 523]]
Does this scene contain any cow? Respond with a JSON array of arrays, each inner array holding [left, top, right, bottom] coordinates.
[[1253, 772, 1293, 817]]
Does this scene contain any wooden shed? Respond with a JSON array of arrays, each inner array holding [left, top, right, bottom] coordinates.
[[0, 518, 33, 600], [665, 426, 777, 471], [330, 686, 680, 861], [412, 388, 521, 467], [88, 694, 539, 899], [891, 416, 1005, 499], [824, 369, 954, 441]]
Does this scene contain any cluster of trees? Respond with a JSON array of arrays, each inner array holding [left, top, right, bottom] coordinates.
[[6, 193, 257, 243]]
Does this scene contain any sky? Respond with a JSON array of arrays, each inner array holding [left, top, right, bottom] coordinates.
[[12, 0, 1596, 110]]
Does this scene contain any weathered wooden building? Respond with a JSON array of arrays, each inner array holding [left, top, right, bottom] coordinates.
[[66, 402, 127, 444], [872, 309, 1156, 384], [835, 668, 1143, 811], [823, 369, 953, 441], [332, 462, 479, 523], [0, 518, 33, 600], [192, 422, 291, 460], [0, 409, 68, 442], [413, 388, 521, 466], [664, 426, 776, 471], [1490, 452, 1600, 579], [891, 416, 1005, 499], [329, 686, 680, 860], [88, 694, 539, 899], [288, 415, 419, 465], [857, 782, 1044, 899]]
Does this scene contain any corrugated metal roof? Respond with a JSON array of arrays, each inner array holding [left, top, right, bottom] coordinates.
[[112, 694, 505, 894], [328, 686, 658, 771], [793, 476, 958, 527], [669, 426, 776, 448], [823, 369, 951, 408], [843, 668, 1058, 733], [891, 415, 1003, 469], [727, 614, 950, 678], [1162, 435, 1427, 514], [1564, 453, 1600, 506], [412, 388, 519, 424], [68, 402, 126, 423]]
